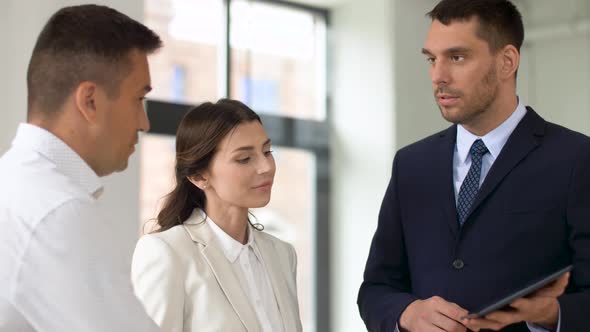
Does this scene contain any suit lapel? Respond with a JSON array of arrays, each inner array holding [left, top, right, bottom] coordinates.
[[434, 125, 461, 238], [253, 233, 297, 332], [463, 107, 545, 224], [183, 217, 261, 332]]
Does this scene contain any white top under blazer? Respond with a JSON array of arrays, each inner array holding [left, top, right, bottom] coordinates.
[[132, 209, 302, 332]]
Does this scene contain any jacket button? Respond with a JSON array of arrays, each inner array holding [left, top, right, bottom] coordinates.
[[452, 259, 464, 270]]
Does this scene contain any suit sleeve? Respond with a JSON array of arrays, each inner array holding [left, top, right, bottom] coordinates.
[[357, 152, 418, 332], [559, 142, 590, 330], [132, 234, 185, 332]]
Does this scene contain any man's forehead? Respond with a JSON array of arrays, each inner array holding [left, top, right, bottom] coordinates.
[[429, 16, 480, 34], [424, 17, 483, 50]]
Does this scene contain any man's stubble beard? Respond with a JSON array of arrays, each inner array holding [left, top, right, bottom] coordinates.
[[437, 64, 499, 126]]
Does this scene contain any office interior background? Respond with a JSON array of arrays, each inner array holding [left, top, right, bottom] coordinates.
[[1, 0, 589, 331]]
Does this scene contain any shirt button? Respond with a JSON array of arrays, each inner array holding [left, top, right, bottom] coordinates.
[[452, 259, 465, 270]]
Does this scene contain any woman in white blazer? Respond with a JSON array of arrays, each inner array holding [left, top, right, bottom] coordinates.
[[132, 99, 302, 332]]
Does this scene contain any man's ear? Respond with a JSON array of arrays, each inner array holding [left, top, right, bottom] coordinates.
[[499, 44, 520, 80], [187, 174, 210, 191], [74, 81, 99, 123]]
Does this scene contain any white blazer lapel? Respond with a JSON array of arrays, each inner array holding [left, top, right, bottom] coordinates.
[[182, 215, 261, 332], [254, 233, 299, 332], [201, 243, 261, 331]]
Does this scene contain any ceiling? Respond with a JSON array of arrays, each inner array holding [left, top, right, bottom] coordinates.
[[288, 0, 347, 9], [288, 0, 590, 23]]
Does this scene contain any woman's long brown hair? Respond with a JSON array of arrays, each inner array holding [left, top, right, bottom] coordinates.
[[153, 99, 261, 233]]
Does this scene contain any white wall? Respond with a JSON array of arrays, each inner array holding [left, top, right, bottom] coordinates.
[[329, 0, 440, 330], [393, 0, 447, 148], [329, 0, 395, 330], [0, 1, 46, 153], [0, 0, 143, 264], [517, 0, 590, 135]]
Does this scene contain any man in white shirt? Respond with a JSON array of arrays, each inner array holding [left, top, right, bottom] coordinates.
[[0, 5, 162, 331]]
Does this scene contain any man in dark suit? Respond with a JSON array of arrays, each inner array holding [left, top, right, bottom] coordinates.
[[357, 0, 590, 331]]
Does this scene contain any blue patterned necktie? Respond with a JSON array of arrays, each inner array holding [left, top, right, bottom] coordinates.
[[457, 139, 489, 226]]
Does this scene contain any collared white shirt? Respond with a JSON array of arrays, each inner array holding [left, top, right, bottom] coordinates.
[[207, 216, 285, 332], [0, 124, 158, 332], [453, 100, 528, 199]]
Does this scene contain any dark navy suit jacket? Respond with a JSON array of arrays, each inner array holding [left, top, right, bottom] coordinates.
[[358, 108, 590, 332]]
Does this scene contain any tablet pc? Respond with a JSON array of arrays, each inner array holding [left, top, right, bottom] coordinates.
[[464, 265, 573, 319]]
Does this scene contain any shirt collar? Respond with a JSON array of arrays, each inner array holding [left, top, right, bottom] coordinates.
[[206, 215, 257, 263], [456, 99, 527, 164], [11, 123, 103, 199]]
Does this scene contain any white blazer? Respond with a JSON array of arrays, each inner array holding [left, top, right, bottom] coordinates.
[[132, 210, 302, 332]]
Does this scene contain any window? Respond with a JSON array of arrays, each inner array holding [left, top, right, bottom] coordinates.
[[145, 0, 225, 104], [230, 0, 327, 120], [240, 77, 280, 112], [171, 65, 187, 101]]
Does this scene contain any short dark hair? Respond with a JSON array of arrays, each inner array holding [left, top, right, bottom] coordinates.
[[427, 0, 524, 53], [27, 4, 162, 116]]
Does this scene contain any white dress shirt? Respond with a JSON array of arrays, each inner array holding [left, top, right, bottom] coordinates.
[[206, 216, 285, 332], [0, 124, 159, 332], [453, 100, 527, 199]]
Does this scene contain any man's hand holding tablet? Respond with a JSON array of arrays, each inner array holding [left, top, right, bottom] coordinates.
[[462, 265, 572, 331]]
